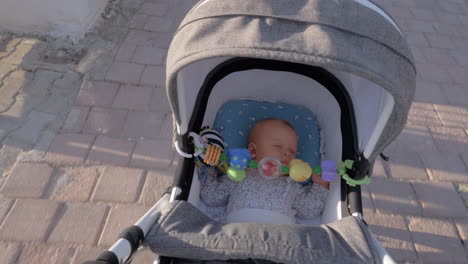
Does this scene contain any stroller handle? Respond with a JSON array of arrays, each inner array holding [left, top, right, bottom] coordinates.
[[81, 192, 173, 264]]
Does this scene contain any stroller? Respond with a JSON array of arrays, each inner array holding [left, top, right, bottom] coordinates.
[[84, 0, 416, 263]]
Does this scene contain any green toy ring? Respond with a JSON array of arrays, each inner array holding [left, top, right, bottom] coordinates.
[[342, 174, 371, 187]]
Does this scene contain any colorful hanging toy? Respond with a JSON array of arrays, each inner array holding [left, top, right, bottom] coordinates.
[[189, 127, 228, 172], [189, 128, 371, 186]]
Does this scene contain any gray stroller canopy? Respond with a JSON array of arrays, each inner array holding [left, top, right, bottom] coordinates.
[[166, 0, 416, 161]]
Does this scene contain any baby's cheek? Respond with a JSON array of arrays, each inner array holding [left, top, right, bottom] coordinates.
[[272, 149, 282, 157]]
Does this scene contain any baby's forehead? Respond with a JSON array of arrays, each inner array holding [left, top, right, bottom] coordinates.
[[250, 120, 298, 140], [256, 119, 290, 129]]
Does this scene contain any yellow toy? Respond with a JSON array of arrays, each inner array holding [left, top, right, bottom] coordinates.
[[288, 159, 312, 183]]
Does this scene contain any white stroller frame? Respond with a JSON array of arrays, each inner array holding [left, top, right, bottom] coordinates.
[[83, 0, 416, 263]]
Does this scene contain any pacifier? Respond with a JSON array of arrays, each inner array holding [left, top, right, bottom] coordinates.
[[258, 157, 282, 179]]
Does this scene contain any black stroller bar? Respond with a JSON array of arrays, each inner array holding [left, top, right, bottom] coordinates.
[[83, 193, 172, 264]]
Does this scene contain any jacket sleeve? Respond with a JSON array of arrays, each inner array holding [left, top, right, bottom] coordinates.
[[292, 183, 329, 219], [200, 174, 236, 207]]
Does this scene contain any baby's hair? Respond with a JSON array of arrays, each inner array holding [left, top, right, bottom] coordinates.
[[248, 118, 296, 143]]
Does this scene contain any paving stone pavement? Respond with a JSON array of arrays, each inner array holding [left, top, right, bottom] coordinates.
[[0, 0, 467, 263]]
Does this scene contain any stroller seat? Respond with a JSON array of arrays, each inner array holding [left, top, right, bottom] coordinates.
[[188, 99, 326, 225]]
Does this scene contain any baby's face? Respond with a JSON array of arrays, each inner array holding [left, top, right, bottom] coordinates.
[[248, 120, 298, 166]]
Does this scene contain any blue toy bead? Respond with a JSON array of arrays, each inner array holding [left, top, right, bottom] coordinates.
[[227, 148, 251, 170]]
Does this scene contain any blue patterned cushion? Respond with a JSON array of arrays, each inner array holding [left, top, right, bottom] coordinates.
[[213, 100, 320, 168]]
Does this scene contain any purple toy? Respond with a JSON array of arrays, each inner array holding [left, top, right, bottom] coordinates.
[[321, 160, 337, 182]]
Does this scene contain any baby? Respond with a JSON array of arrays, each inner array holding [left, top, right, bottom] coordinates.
[[200, 118, 329, 224]]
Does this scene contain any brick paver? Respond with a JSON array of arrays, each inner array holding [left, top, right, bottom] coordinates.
[[98, 205, 149, 246], [44, 133, 95, 164], [410, 47, 426, 64], [416, 63, 452, 83], [76, 80, 119, 106], [422, 47, 457, 66], [144, 16, 174, 33], [132, 46, 165, 65], [408, 216, 468, 263], [139, 169, 174, 206], [448, 66, 468, 85], [159, 114, 174, 138], [83, 107, 128, 137], [0, 163, 53, 198], [365, 214, 417, 262], [35, 71, 81, 115], [0, 241, 21, 264], [131, 138, 174, 169], [360, 184, 375, 215], [63, 106, 90, 133], [0, 198, 14, 224], [131, 248, 158, 263], [0, 36, 21, 58], [429, 126, 468, 154], [395, 124, 440, 153], [1, 42, 34, 65], [0, 144, 22, 182], [451, 50, 468, 67], [92, 166, 144, 203], [17, 130, 56, 163], [116, 44, 138, 62], [86, 136, 134, 165], [420, 151, 468, 182], [0, 62, 15, 80], [426, 33, 455, 49], [405, 32, 430, 47], [407, 102, 443, 127], [141, 65, 165, 88], [16, 243, 75, 264], [414, 81, 448, 104], [411, 9, 435, 20], [72, 246, 106, 264], [150, 32, 173, 49], [149, 88, 171, 112], [106, 62, 145, 84], [443, 83, 468, 107], [112, 85, 153, 110], [48, 203, 108, 245], [0, 199, 60, 241], [129, 14, 148, 30], [21, 70, 63, 99], [139, 2, 170, 16], [413, 181, 468, 218], [11, 111, 55, 144], [122, 30, 158, 47], [0, 70, 33, 113], [434, 104, 468, 129], [123, 111, 164, 139], [368, 178, 421, 215], [461, 152, 468, 168], [47, 167, 100, 202], [385, 145, 429, 180]]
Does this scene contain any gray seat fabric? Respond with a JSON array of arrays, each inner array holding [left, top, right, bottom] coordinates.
[[145, 201, 380, 264]]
